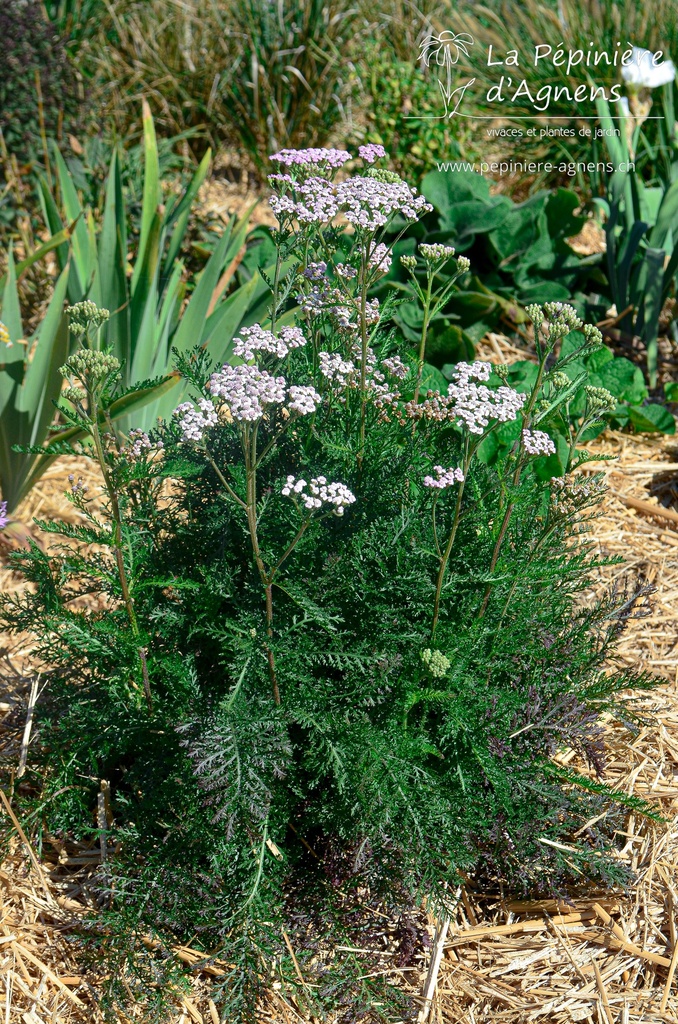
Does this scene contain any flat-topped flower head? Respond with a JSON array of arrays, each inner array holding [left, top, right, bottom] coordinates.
[[335, 262, 358, 279], [281, 475, 356, 515], [209, 364, 287, 421], [423, 465, 465, 489], [270, 171, 432, 230], [542, 302, 583, 338], [335, 175, 433, 231], [287, 385, 321, 416], [409, 361, 525, 433], [522, 429, 556, 456], [270, 148, 352, 178], [174, 398, 218, 441], [359, 143, 387, 164], [233, 324, 307, 362], [125, 429, 164, 458]]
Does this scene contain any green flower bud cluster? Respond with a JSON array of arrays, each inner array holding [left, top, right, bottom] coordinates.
[[62, 386, 87, 404], [421, 648, 451, 678], [584, 385, 616, 414], [543, 302, 583, 338], [550, 371, 571, 388], [525, 303, 545, 331], [68, 301, 110, 337], [61, 348, 121, 386], [366, 167, 402, 184], [419, 243, 455, 264], [456, 256, 471, 275], [400, 255, 417, 272], [582, 323, 603, 345]]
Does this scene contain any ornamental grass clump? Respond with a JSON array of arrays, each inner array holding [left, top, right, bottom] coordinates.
[[1, 149, 657, 1021]]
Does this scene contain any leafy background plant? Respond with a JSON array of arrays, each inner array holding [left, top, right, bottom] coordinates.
[[0, 0, 84, 162]]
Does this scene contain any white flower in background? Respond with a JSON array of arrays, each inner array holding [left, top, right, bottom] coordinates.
[[368, 243, 392, 274], [522, 429, 556, 457], [174, 398, 218, 441], [233, 323, 307, 362], [622, 47, 677, 90], [281, 475, 356, 515], [287, 385, 321, 416], [423, 465, 465, 489], [208, 364, 286, 421]]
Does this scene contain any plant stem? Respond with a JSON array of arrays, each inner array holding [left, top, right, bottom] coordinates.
[[431, 439, 470, 636], [270, 247, 283, 335], [412, 270, 433, 409], [358, 267, 369, 465], [477, 353, 549, 619], [89, 397, 152, 711], [244, 426, 281, 706]]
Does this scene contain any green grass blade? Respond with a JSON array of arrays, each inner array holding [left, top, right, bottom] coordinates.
[[132, 99, 161, 295]]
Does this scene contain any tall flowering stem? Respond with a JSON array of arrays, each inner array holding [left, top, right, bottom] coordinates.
[[430, 442, 471, 637], [400, 247, 470, 412], [477, 304, 602, 619], [408, 360, 527, 635], [60, 345, 153, 711], [176, 326, 353, 706]]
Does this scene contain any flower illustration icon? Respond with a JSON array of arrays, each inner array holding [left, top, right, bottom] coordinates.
[[419, 31, 475, 118], [419, 30, 474, 69]]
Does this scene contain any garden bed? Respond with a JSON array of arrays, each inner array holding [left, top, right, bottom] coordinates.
[[1, 347, 677, 1022]]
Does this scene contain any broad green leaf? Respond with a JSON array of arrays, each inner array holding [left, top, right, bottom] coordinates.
[[628, 403, 676, 434]]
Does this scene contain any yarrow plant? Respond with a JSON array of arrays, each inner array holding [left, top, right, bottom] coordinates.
[[1, 154, 658, 1022]]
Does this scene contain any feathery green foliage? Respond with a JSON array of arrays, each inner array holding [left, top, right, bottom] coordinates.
[[1, 149, 657, 1022]]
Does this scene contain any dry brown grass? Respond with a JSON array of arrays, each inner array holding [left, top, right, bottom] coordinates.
[[1, 340, 678, 1020]]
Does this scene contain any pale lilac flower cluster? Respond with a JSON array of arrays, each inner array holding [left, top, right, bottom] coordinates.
[[67, 473, 89, 496], [208, 365, 286, 422], [174, 398, 219, 441], [270, 176, 340, 224], [0, 501, 6, 530], [270, 148, 352, 170], [359, 143, 387, 163], [335, 262, 357, 279], [303, 261, 327, 280], [335, 176, 433, 230], [287, 385, 321, 415], [319, 352, 356, 388], [423, 465, 465, 489], [408, 361, 525, 434], [448, 375, 525, 435], [281, 475, 356, 515], [269, 169, 432, 230], [382, 355, 409, 380], [233, 323, 307, 361], [369, 243, 392, 274], [319, 346, 401, 412], [365, 298, 381, 324], [522, 429, 556, 456], [125, 429, 164, 458]]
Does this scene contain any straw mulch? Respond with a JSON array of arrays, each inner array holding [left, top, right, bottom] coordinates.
[[1, 407, 678, 1021]]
